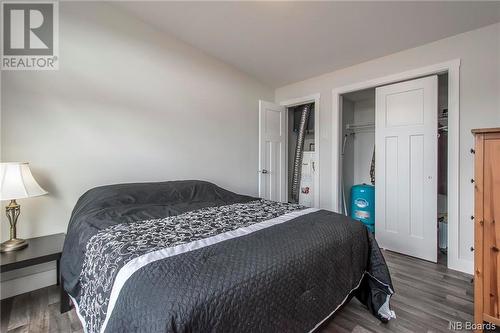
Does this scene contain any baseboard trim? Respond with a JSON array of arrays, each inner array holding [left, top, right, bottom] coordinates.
[[448, 257, 473, 275]]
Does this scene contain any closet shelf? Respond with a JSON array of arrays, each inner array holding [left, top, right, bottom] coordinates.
[[345, 122, 375, 132]]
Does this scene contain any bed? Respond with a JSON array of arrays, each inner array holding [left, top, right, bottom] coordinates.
[[60, 180, 394, 333]]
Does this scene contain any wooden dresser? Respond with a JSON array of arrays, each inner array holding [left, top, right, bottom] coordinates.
[[473, 127, 500, 331]]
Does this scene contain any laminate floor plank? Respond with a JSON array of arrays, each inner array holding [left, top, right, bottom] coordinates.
[[6, 293, 30, 331], [1, 297, 13, 333], [27, 288, 49, 333]]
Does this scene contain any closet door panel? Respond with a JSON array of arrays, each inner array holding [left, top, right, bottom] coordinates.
[[258, 100, 287, 202], [375, 75, 438, 262]]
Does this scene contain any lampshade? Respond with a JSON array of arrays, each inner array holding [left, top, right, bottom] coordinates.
[[0, 162, 48, 201]]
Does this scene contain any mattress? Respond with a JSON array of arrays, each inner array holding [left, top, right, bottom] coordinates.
[[61, 180, 394, 333]]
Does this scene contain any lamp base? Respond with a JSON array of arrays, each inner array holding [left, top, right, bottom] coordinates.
[[0, 238, 28, 252]]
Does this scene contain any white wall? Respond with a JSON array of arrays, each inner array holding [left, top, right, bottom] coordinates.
[[0, 2, 272, 297], [276, 23, 500, 273]]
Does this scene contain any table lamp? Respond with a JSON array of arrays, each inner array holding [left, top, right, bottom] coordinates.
[[0, 162, 47, 252]]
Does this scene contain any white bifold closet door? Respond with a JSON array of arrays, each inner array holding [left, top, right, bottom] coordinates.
[[375, 76, 438, 262], [258, 100, 287, 202]]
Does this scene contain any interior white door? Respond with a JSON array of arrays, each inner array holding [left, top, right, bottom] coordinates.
[[258, 100, 286, 202], [375, 76, 438, 262]]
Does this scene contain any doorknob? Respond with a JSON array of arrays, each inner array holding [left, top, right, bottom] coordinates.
[[261, 169, 268, 174]]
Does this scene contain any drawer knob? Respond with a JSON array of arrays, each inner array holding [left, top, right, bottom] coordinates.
[[492, 246, 499, 252]]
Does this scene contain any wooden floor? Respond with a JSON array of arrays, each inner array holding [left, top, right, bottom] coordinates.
[[0, 250, 475, 333], [323, 251, 475, 333]]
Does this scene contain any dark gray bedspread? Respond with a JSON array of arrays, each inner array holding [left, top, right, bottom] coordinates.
[[61, 180, 394, 333], [61, 180, 255, 298]]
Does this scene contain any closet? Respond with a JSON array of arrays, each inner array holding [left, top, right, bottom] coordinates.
[[341, 88, 376, 217], [287, 104, 316, 206], [472, 127, 500, 330], [340, 73, 449, 263]]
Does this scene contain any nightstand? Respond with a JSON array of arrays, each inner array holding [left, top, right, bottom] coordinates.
[[0, 233, 70, 313]]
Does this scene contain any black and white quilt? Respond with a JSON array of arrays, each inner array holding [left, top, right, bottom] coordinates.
[[61, 180, 395, 333]]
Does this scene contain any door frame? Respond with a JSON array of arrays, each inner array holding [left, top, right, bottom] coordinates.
[[331, 59, 467, 273], [280, 94, 321, 208]]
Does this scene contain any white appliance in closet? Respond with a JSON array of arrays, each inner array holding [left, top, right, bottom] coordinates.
[[299, 151, 316, 207]]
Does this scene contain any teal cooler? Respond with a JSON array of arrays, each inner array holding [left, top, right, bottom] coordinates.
[[350, 184, 375, 233]]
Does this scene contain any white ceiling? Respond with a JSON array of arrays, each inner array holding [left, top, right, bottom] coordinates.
[[117, 1, 500, 87]]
